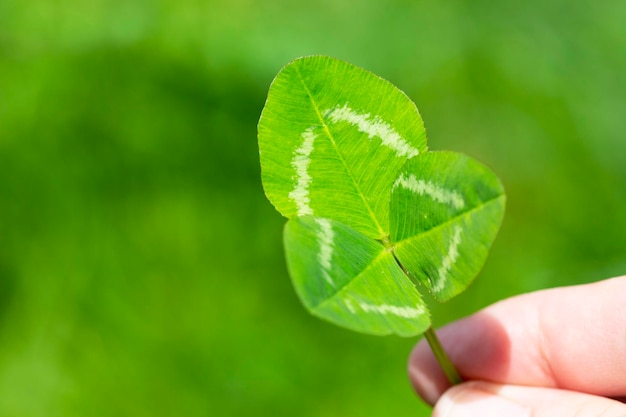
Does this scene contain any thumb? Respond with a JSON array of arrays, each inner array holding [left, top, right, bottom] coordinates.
[[433, 381, 626, 417]]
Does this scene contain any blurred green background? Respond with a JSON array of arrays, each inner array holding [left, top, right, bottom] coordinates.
[[1, 0, 625, 416]]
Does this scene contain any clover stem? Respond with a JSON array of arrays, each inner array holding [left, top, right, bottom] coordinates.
[[391, 252, 463, 385], [423, 326, 463, 386]]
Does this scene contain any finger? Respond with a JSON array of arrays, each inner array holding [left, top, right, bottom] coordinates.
[[409, 276, 626, 405], [432, 381, 626, 417]]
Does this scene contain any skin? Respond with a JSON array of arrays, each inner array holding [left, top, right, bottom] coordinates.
[[408, 276, 626, 416]]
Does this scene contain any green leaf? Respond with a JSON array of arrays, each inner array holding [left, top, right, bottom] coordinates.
[[259, 55, 428, 239], [284, 216, 430, 336], [390, 151, 506, 301]]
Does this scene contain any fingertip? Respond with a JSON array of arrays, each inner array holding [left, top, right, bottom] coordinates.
[[433, 382, 531, 417], [434, 382, 626, 417]]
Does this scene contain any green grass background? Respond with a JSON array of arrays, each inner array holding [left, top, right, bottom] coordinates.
[[1, 1, 625, 415]]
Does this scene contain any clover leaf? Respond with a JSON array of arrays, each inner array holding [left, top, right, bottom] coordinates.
[[258, 55, 427, 239]]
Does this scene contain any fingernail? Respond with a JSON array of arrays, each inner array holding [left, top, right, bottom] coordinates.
[[435, 384, 531, 417]]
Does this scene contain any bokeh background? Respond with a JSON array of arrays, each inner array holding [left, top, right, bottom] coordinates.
[[1, 1, 625, 416]]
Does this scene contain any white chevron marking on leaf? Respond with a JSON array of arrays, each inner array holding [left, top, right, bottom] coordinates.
[[326, 104, 419, 158], [289, 127, 316, 216], [434, 226, 463, 292], [393, 174, 465, 210], [316, 218, 335, 286], [346, 299, 425, 318]]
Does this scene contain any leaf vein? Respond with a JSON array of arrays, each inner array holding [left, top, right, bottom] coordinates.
[[393, 194, 505, 248]]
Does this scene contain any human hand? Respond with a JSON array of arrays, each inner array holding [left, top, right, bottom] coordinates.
[[408, 276, 626, 416]]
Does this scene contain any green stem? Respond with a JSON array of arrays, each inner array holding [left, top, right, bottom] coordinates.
[[423, 326, 463, 386]]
